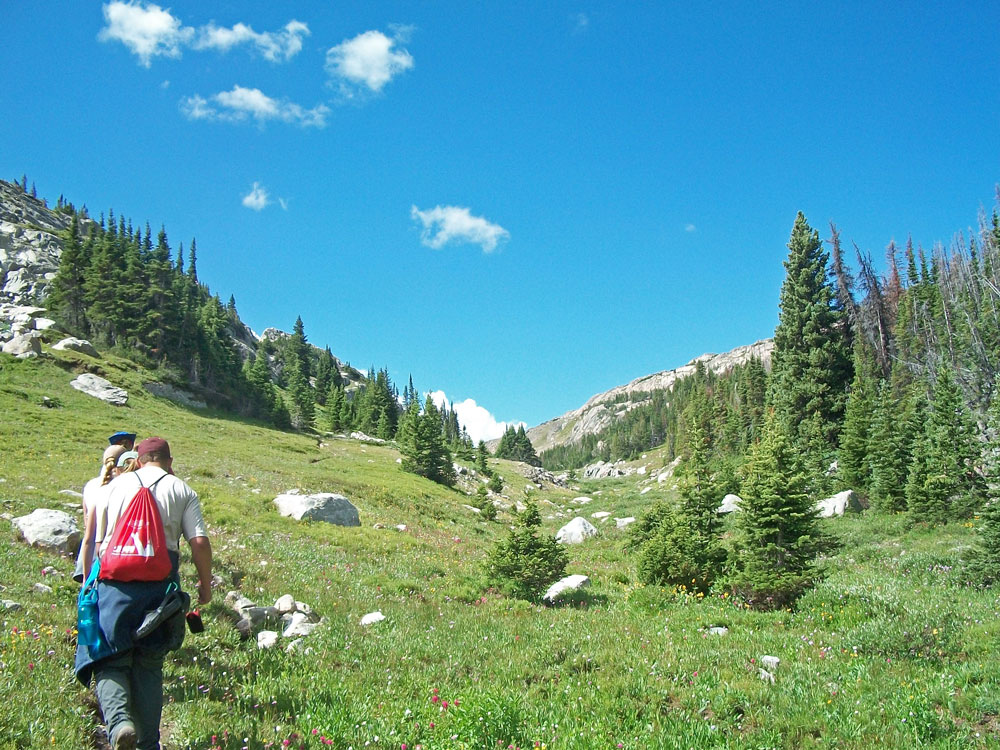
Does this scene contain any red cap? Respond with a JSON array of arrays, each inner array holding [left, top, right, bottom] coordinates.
[[136, 436, 171, 458]]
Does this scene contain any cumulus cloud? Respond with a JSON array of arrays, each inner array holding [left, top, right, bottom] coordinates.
[[428, 391, 524, 445], [180, 85, 329, 127], [98, 1, 193, 67], [99, 2, 308, 65], [242, 182, 271, 211], [410, 205, 510, 253], [326, 29, 414, 93], [572, 13, 590, 33], [685, 223, 697, 233], [194, 19, 309, 62]]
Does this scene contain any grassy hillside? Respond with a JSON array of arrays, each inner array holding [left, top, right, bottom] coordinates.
[[2, 352, 1000, 749]]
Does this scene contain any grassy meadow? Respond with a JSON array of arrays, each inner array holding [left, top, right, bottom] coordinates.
[[2, 351, 1000, 749]]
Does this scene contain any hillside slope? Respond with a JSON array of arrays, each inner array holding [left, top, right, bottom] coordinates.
[[2, 351, 997, 749]]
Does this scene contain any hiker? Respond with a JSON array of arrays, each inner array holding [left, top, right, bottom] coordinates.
[[73, 444, 127, 583], [108, 431, 137, 450], [75, 436, 213, 750], [117, 450, 139, 474]]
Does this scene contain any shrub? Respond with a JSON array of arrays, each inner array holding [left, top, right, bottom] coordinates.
[[636, 505, 722, 591], [485, 500, 567, 600]]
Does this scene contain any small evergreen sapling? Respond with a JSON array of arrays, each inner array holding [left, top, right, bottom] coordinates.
[[485, 500, 568, 601]]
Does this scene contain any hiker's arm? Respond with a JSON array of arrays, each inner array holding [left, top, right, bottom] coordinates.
[[189, 535, 213, 605]]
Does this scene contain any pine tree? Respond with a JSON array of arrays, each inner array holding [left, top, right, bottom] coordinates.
[[727, 411, 823, 609], [868, 382, 917, 513], [769, 212, 853, 485], [399, 395, 455, 486], [46, 215, 89, 332], [485, 500, 568, 600], [286, 358, 315, 430]]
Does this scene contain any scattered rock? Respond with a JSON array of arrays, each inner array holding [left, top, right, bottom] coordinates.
[[360, 611, 386, 626], [32, 583, 53, 594], [257, 631, 280, 650], [817, 490, 861, 518], [1, 600, 22, 611], [761, 655, 780, 671], [59, 489, 83, 498], [556, 517, 598, 544], [615, 517, 636, 529], [13, 508, 81, 555], [759, 668, 775, 684], [144, 382, 207, 409], [274, 594, 296, 615], [70, 373, 128, 406], [591, 511, 611, 520], [640, 487, 652, 495], [718, 494, 742, 513], [350, 431, 385, 444], [707, 626, 729, 636], [273, 492, 360, 526], [2, 332, 41, 358], [542, 574, 590, 603], [51, 337, 99, 357], [283, 612, 319, 638], [570, 496, 592, 505], [395, 524, 407, 532]]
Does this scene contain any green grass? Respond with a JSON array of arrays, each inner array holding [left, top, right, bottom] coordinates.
[[2, 352, 1000, 748]]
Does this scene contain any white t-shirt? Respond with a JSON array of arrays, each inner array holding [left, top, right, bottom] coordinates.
[[97, 465, 208, 554]]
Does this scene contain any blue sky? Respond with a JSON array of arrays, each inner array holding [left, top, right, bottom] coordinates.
[[3, 2, 999, 441]]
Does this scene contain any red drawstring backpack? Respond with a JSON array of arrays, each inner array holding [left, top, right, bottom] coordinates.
[[99, 475, 172, 582]]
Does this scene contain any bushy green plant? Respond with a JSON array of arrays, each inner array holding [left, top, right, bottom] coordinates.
[[485, 500, 567, 600], [634, 504, 724, 591], [487, 471, 504, 494]]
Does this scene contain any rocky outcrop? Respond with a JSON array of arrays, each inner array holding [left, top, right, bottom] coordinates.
[[71, 374, 128, 405], [527, 340, 774, 453], [52, 337, 99, 357], [273, 491, 361, 526], [0, 181, 83, 306]]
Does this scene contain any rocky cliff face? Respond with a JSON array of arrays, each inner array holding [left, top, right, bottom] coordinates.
[[527, 339, 774, 454], [0, 181, 83, 306]]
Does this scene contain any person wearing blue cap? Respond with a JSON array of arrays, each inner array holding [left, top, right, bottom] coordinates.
[[108, 432, 137, 450]]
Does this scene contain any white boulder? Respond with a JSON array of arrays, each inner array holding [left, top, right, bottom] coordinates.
[[273, 492, 360, 526], [556, 517, 598, 544], [542, 574, 590, 603], [283, 612, 319, 637], [2, 332, 41, 358], [257, 631, 280, 649], [817, 490, 860, 518], [70, 373, 128, 405], [13, 509, 80, 555], [718, 494, 743, 513], [615, 517, 636, 529], [360, 611, 386, 626]]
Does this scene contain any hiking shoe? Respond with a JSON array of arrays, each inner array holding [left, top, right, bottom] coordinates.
[[113, 722, 137, 750]]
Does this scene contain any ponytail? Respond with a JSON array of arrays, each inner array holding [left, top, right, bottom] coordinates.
[[99, 458, 116, 486]]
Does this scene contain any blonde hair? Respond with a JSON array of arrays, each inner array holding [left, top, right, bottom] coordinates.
[[99, 445, 126, 486]]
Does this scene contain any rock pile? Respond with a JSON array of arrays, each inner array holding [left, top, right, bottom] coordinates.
[[225, 591, 321, 650]]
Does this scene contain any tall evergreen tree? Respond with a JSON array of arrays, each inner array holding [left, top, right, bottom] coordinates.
[[769, 212, 853, 486]]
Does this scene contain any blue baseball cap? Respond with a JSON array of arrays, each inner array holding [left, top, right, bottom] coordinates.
[[108, 431, 137, 446]]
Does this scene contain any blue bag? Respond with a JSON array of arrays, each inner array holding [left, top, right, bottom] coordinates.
[[77, 558, 113, 661]]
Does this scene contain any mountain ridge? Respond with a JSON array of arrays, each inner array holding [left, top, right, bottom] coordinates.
[[525, 339, 774, 454]]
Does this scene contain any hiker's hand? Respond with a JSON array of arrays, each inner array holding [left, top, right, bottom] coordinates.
[[198, 580, 212, 605]]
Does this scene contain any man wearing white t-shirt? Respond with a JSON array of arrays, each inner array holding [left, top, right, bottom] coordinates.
[[80, 436, 212, 750]]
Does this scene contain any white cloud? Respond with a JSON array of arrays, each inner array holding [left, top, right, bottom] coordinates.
[[98, 1, 194, 67], [326, 29, 414, 93], [194, 19, 309, 62], [99, 2, 308, 65], [278, 198, 289, 211], [685, 223, 697, 233], [242, 182, 271, 211], [428, 391, 524, 445], [572, 13, 590, 33], [410, 205, 510, 253], [180, 85, 329, 128]]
